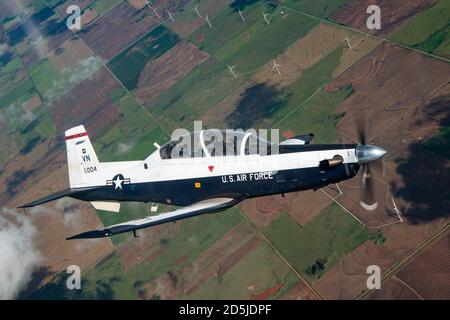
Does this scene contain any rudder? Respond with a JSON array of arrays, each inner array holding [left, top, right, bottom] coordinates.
[[65, 125, 100, 188]]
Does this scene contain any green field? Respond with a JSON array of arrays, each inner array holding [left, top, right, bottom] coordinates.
[[113, 127, 167, 161], [164, 0, 231, 37], [152, 6, 349, 131], [146, 57, 248, 130], [1, 96, 54, 156], [263, 204, 371, 282], [390, 0, 450, 59], [94, 88, 168, 161], [226, 47, 346, 129], [0, 71, 59, 158], [108, 25, 181, 90], [188, 241, 300, 299], [190, 2, 275, 56], [29, 58, 63, 97], [0, 77, 37, 110], [88, 0, 122, 16], [280, 0, 349, 19], [0, 56, 26, 93], [29, 55, 103, 102], [45, 0, 65, 8], [424, 125, 450, 160], [17, 112, 56, 155], [191, 3, 318, 71], [33, 207, 244, 299], [96, 202, 156, 246], [29, 0, 48, 12], [277, 84, 353, 144]]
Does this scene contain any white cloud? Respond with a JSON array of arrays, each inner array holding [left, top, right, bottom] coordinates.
[[54, 199, 103, 252], [0, 44, 9, 56], [44, 56, 103, 101], [18, 110, 36, 123], [5, 1, 47, 60], [0, 111, 6, 124], [55, 198, 83, 228], [116, 142, 134, 155], [0, 208, 42, 299], [6, 104, 36, 125]]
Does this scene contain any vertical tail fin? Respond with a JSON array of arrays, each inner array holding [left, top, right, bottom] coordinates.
[[65, 125, 100, 188]]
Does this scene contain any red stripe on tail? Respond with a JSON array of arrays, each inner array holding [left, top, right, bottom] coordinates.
[[65, 132, 87, 140]]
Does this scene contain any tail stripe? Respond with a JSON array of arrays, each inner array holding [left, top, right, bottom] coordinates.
[[65, 132, 87, 140]]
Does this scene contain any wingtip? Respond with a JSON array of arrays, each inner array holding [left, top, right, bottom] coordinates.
[[18, 203, 32, 209], [66, 229, 112, 240]]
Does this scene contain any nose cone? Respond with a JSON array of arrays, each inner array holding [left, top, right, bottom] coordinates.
[[356, 145, 387, 164]]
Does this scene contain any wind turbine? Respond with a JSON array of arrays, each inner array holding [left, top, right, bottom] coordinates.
[[204, 14, 212, 28], [193, 5, 212, 28], [145, 0, 160, 19], [271, 59, 281, 75], [343, 36, 352, 49], [193, 5, 200, 17], [167, 10, 175, 22], [238, 8, 245, 21], [227, 64, 237, 78], [263, 13, 271, 25]]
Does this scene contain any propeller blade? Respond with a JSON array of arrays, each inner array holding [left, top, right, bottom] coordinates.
[[360, 163, 378, 211], [355, 118, 366, 145]]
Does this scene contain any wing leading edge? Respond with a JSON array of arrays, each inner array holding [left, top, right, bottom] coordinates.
[[66, 197, 243, 240]]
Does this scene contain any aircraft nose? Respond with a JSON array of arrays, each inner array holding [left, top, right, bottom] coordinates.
[[356, 145, 387, 164]]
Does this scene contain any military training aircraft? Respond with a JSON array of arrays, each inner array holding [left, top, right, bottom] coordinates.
[[20, 125, 386, 239]]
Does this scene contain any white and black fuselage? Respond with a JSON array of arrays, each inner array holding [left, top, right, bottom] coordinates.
[[20, 126, 386, 239], [72, 143, 360, 206]]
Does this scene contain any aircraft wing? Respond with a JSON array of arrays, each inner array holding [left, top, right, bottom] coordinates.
[[67, 197, 243, 240]]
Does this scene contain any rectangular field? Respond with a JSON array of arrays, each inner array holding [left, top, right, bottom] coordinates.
[[263, 203, 371, 282]]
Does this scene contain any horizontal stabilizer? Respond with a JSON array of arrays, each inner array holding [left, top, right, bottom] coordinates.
[[67, 197, 243, 240], [19, 189, 76, 208], [19, 187, 96, 208]]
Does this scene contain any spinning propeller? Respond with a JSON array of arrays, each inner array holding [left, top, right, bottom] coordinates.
[[355, 123, 387, 211]]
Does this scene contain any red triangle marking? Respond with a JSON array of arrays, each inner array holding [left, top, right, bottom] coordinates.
[[208, 165, 214, 172]]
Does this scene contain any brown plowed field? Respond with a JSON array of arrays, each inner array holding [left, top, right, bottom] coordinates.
[[368, 229, 450, 299], [330, 0, 437, 36], [239, 189, 332, 228], [50, 68, 121, 139], [136, 223, 261, 299], [134, 41, 209, 104], [79, 2, 159, 60]]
